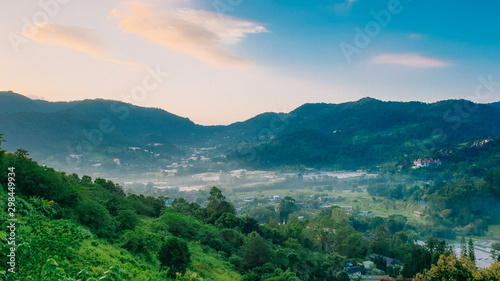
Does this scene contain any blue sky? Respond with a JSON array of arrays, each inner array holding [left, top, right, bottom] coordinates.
[[0, 0, 499, 124]]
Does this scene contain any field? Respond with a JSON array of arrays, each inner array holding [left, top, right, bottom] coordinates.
[[224, 175, 428, 224]]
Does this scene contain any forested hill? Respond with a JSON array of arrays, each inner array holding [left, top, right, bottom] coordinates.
[[228, 98, 500, 168], [2, 91, 500, 170], [1, 137, 499, 280]]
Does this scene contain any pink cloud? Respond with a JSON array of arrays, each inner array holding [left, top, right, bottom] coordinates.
[[110, 1, 269, 69], [21, 23, 143, 69]]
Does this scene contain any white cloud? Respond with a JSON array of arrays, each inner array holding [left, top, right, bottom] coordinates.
[[110, 1, 269, 69], [370, 53, 451, 68]]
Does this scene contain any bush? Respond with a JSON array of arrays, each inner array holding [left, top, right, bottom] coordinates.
[[159, 237, 191, 278]]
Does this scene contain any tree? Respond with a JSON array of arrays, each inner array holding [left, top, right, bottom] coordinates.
[[76, 199, 117, 237], [460, 236, 467, 258], [468, 238, 476, 263], [414, 255, 475, 281], [206, 187, 235, 223], [15, 148, 29, 158], [491, 243, 500, 262], [116, 209, 140, 231], [240, 232, 274, 270], [278, 197, 297, 224], [0, 134, 5, 158], [95, 178, 125, 197], [215, 213, 243, 229], [172, 198, 200, 216], [337, 272, 350, 281], [401, 244, 432, 278], [159, 212, 200, 239], [159, 237, 191, 277], [81, 175, 92, 184], [122, 227, 162, 260]]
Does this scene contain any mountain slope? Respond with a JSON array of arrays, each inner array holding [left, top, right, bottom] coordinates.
[[2, 91, 500, 170], [227, 98, 500, 168]]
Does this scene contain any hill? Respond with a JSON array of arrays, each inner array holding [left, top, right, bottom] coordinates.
[[227, 98, 500, 168], [2, 91, 500, 171]]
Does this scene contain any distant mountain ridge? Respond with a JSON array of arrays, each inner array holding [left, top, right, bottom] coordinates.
[[2, 91, 500, 170]]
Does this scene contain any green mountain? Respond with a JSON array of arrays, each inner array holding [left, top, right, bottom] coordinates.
[[0, 91, 206, 171], [2, 91, 500, 171], [227, 98, 500, 168]]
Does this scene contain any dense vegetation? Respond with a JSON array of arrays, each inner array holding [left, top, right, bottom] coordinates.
[[1, 135, 499, 280], [364, 138, 500, 238], [3, 92, 500, 173], [227, 98, 500, 169]]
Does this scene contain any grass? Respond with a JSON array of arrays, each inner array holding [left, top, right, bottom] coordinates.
[[189, 242, 242, 281], [487, 225, 500, 240]]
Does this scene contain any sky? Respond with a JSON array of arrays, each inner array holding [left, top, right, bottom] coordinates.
[[1, 0, 500, 125]]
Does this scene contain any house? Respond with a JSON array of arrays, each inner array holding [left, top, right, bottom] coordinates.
[[472, 138, 491, 147], [413, 211, 423, 217], [413, 158, 442, 168], [363, 261, 375, 269], [243, 197, 255, 202], [344, 266, 367, 275]]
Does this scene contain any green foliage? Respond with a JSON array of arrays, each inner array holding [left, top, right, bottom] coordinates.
[[401, 244, 432, 278], [121, 227, 162, 260], [175, 271, 203, 281], [159, 237, 191, 277], [492, 243, 500, 262], [468, 238, 476, 262], [95, 178, 126, 197], [206, 187, 235, 223], [158, 212, 201, 239], [172, 198, 201, 216], [414, 255, 477, 281], [76, 199, 117, 237], [278, 197, 297, 224], [263, 268, 301, 281], [3, 137, 499, 281], [40, 259, 121, 281], [239, 232, 274, 271], [116, 209, 140, 231]]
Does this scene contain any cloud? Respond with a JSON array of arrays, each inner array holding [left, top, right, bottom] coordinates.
[[369, 53, 451, 68], [110, 1, 269, 69], [21, 23, 143, 68]]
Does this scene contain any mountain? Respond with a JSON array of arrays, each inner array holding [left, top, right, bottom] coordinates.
[[227, 98, 500, 168], [0, 91, 205, 171], [490, 101, 500, 110], [2, 91, 500, 171]]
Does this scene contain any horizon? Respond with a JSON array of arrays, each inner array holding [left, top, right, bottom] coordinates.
[[1, 1, 500, 125]]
